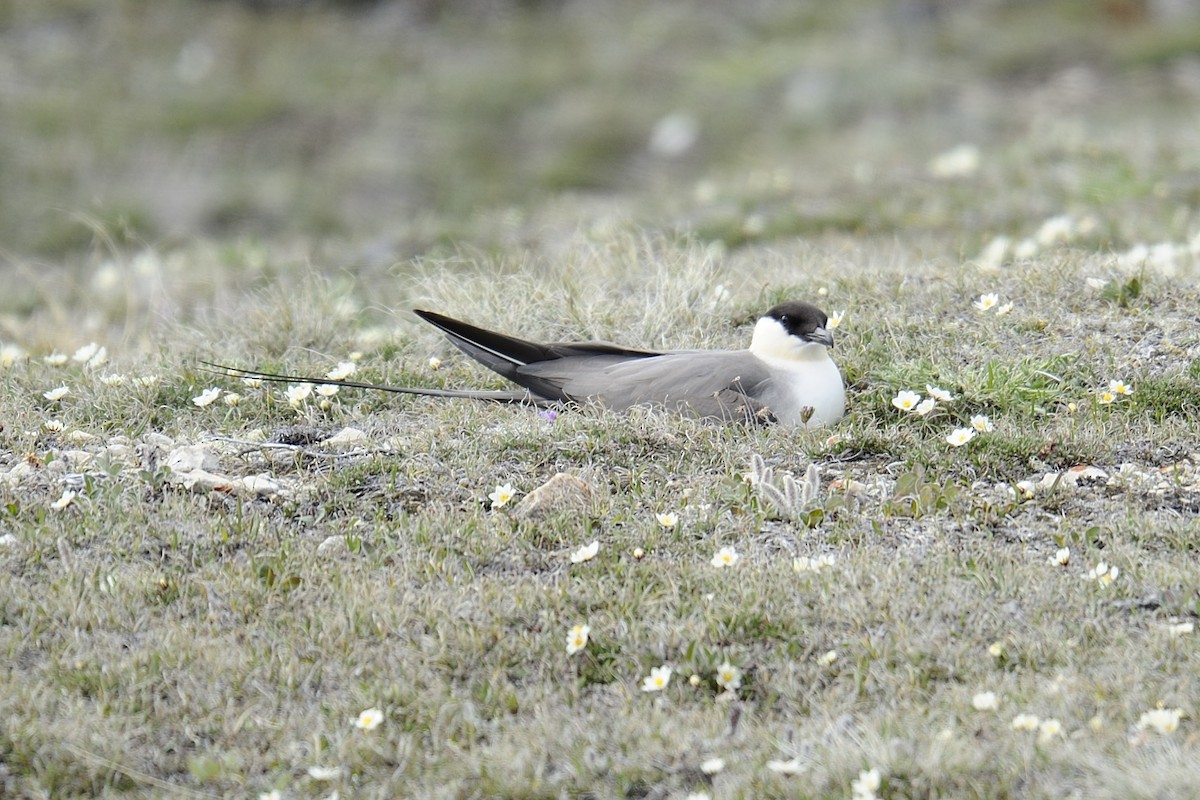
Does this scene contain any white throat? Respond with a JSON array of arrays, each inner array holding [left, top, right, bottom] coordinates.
[[749, 317, 827, 363]]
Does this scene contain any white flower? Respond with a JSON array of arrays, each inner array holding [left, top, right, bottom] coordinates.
[[43, 386, 70, 401], [793, 554, 836, 573], [974, 293, 999, 312], [192, 387, 221, 407], [685, 794, 710, 800], [892, 390, 920, 412], [1036, 214, 1075, 246], [316, 384, 340, 398], [946, 427, 976, 447], [988, 641, 1004, 658], [44, 352, 68, 366], [99, 374, 127, 386], [0, 343, 25, 367], [489, 483, 517, 509], [852, 767, 882, 798], [1011, 713, 1040, 731], [1098, 390, 1116, 405], [565, 624, 590, 655], [285, 384, 313, 407], [913, 397, 936, 416], [700, 757, 725, 775], [570, 540, 599, 563], [972, 691, 999, 711], [325, 361, 356, 381], [827, 310, 845, 330], [1165, 621, 1194, 638], [928, 143, 980, 179], [970, 414, 994, 432], [765, 758, 805, 776], [715, 661, 742, 691], [1085, 562, 1119, 585], [996, 302, 1014, 316], [241, 376, 263, 388], [655, 512, 678, 529], [1137, 707, 1183, 735], [307, 765, 341, 781], [72, 342, 103, 364], [428, 356, 443, 370], [977, 235, 1010, 269], [1108, 379, 1133, 396], [258, 792, 282, 800], [355, 707, 384, 731], [926, 384, 953, 402], [1050, 547, 1070, 566], [51, 490, 77, 511], [641, 664, 672, 692], [223, 392, 242, 407], [711, 546, 739, 569], [817, 650, 839, 666], [1038, 718, 1063, 743], [43, 419, 65, 433]]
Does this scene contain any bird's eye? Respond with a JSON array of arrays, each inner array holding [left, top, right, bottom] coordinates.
[[779, 314, 790, 325]]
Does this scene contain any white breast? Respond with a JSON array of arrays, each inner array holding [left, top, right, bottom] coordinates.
[[757, 351, 845, 426]]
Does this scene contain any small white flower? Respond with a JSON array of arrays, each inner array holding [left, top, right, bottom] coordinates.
[[655, 512, 678, 529], [242, 376, 263, 388], [974, 293, 999, 312], [1050, 547, 1070, 566], [51, 490, 77, 511], [133, 375, 159, 388], [970, 414, 994, 433], [1085, 562, 1119, 585], [892, 390, 920, 412], [926, 384, 953, 402], [793, 554, 836, 573], [43, 420, 65, 433], [223, 392, 242, 407], [988, 641, 1004, 658], [325, 361, 356, 381], [928, 143, 980, 179], [1038, 718, 1063, 743], [1013, 238, 1039, 259], [192, 387, 221, 407], [715, 661, 742, 691], [99, 374, 127, 386], [71, 342, 101, 364], [711, 546, 739, 569], [700, 757, 725, 775], [972, 691, 999, 711], [258, 791, 282, 800], [0, 343, 25, 367], [817, 650, 839, 666], [996, 302, 1014, 316], [307, 765, 342, 781], [489, 483, 517, 509], [44, 352, 68, 366], [1011, 713, 1040, 731], [641, 664, 672, 692], [428, 356, 443, 370], [316, 384, 340, 398], [355, 707, 384, 731], [1086, 277, 1109, 290], [913, 397, 936, 416], [43, 386, 70, 401], [765, 758, 805, 776], [826, 310, 845, 330], [565, 624, 590, 655], [1165, 621, 1194, 638], [1137, 707, 1183, 735], [570, 540, 599, 563], [285, 384, 313, 407], [1108, 379, 1133, 396], [851, 767, 882, 798], [946, 427, 976, 447]]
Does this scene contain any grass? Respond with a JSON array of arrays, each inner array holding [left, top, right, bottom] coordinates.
[[4, 1, 1200, 798]]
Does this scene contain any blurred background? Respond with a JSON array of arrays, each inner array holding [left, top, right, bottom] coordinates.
[[2, 0, 1199, 269]]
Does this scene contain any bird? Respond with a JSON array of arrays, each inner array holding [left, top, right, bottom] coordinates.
[[204, 300, 845, 426]]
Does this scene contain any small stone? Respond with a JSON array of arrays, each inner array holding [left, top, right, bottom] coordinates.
[[512, 473, 594, 520], [240, 474, 285, 498], [66, 430, 99, 445], [326, 427, 368, 449], [167, 468, 235, 493], [167, 445, 219, 473], [317, 535, 348, 555]]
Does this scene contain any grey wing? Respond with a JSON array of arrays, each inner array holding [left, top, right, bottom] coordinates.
[[517, 350, 777, 423]]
